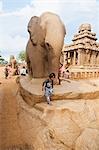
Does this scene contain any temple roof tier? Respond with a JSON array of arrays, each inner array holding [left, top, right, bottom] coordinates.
[[63, 24, 99, 52]]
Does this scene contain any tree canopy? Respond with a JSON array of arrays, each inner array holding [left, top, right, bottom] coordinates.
[[0, 52, 8, 64], [17, 50, 26, 62]]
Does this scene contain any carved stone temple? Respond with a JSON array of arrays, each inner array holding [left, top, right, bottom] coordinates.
[[62, 23, 99, 79]]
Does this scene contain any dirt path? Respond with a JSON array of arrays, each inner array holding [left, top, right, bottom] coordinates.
[[0, 75, 27, 150]]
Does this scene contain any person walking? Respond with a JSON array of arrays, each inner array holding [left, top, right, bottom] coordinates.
[[4, 66, 9, 79], [42, 73, 55, 105], [20, 66, 27, 76]]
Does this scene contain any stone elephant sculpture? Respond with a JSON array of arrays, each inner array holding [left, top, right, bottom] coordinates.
[[26, 12, 66, 79], [9, 55, 17, 69]]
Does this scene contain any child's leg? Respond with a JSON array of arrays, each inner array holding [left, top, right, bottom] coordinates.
[[46, 96, 50, 104], [46, 96, 52, 105], [45, 88, 52, 105]]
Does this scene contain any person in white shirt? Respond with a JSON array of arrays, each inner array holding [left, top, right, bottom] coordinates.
[[20, 66, 27, 76]]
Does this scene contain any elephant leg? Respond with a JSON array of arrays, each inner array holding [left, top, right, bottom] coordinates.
[[30, 45, 48, 78], [26, 53, 33, 77], [46, 43, 60, 80], [43, 50, 49, 77], [26, 41, 34, 77]]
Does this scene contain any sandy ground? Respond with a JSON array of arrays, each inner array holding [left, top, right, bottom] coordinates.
[[0, 67, 28, 150], [1, 66, 99, 150]]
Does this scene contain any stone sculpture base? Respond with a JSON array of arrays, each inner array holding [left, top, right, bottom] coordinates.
[[17, 77, 99, 149], [69, 66, 99, 79], [19, 76, 99, 107]]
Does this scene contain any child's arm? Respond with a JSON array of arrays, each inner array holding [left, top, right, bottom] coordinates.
[[42, 81, 45, 91], [42, 79, 48, 91]]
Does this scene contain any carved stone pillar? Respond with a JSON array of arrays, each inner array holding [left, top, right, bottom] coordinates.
[[90, 51, 95, 66], [96, 52, 99, 66], [63, 53, 65, 63], [97, 53, 99, 66], [77, 49, 82, 66], [84, 51, 87, 65], [63, 52, 67, 64], [89, 51, 92, 66], [68, 52, 70, 64], [83, 50, 86, 65], [81, 50, 84, 65], [93, 51, 96, 66], [85, 49, 90, 65], [73, 51, 76, 65]]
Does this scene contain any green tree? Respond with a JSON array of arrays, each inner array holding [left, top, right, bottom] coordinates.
[[0, 52, 5, 64], [18, 50, 26, 62]]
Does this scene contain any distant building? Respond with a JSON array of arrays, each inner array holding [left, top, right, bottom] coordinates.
[[63, 23, 99, 67]]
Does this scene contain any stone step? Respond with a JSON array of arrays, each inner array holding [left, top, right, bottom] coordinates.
[[34, 99, 86, 113], [3, 144, 33, 150], [34, 102, 55, 113], [19, 77, 99, 107]]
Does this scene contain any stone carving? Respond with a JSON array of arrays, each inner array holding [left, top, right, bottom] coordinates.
[[9, 55, 18, 76], [9, 55, 17, 69], [26, 12, 66, 79], [62, 23, 99, 79], [63, 23, 99, 67], [79, 23, 91, 32], [19, 77, 99, 150]]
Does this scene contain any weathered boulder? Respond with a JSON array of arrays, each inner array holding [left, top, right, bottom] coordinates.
[[19, 77, 99, 106], [17, 77, 99, 150]]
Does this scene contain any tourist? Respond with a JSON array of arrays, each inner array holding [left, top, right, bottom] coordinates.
[[42, 73, 55, 105], [59, 64, 66, 77], [4, 65, 9, 79], [7, 64, 12, 78], [15, 65, 19, 75], [65, 70, 70, 79], [20, 66, 27, 76]]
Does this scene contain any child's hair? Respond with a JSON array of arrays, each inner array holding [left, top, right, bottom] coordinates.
[[49, 73, 55, 79], [66, 70, 69, 72]]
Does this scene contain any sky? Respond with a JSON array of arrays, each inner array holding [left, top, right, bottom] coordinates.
[[0, 0, 99, 61]]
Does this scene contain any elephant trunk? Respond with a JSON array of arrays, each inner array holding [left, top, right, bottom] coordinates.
[[44, 23, 65, 81]]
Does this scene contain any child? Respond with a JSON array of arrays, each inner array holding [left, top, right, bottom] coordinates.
[[42, 73, 55, 105]]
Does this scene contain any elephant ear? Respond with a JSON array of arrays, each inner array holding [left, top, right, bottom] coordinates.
[[28, 16, 40, 45]]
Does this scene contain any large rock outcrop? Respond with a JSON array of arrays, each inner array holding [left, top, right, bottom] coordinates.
[[17, 77, 99, 150]]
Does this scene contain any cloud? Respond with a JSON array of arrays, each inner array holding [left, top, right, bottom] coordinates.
[[0, 4, 33, 60], [31, 0, 61, 15], [0, 0, 62, 60], [0, 0, 99, 60], [0, 33, 27, 60], [0, 34, 27, 51], [0, 0, 3, 13]]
